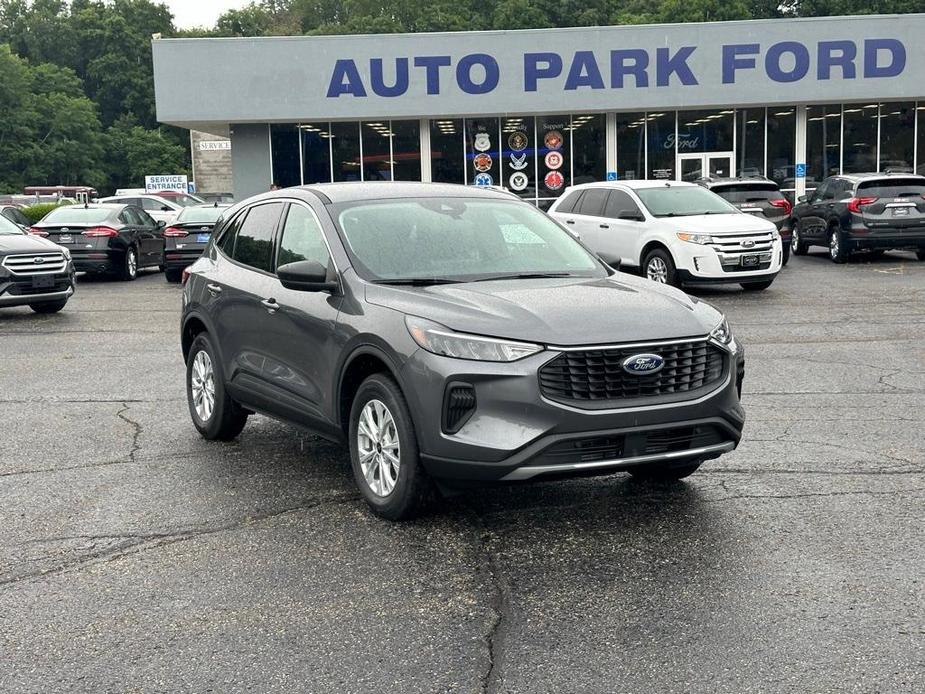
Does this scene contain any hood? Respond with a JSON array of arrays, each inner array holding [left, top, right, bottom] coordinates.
[[0, 233, 64, 255], [668, 212, 776, 235], [365, 273, 721, 346]]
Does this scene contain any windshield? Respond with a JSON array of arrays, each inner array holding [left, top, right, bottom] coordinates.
[[857, 179, 925, 199], [332, 198, 604, 282], [636, 186, 738, 217], [177, 206, 226, 224], [40, 207, 112, 224], [0, 214, 24, 235], [157, 193, 204, 207]]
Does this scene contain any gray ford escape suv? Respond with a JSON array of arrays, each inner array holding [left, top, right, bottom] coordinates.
[[181, 183, 745, 520]]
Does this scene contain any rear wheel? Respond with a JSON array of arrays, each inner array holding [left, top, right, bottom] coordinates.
[[120, 246, 138, 281], [186, 333, 248, 440], [829, 226, 848, 264], [740, 279, 774, 291], [165, 268, 183, 283], [781, 240, 791, 266], [29, 299, 68, 313], [642, 248, 678, 287], [791, 223, 808, 256], [628, 460, 702, 481], [349, 374, 431, 520]]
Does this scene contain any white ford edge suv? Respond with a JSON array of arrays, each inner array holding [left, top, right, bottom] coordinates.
[[547, 181, 783, 291]]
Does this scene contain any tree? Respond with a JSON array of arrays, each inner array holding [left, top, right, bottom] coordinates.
[[105, 115, 188, 190]]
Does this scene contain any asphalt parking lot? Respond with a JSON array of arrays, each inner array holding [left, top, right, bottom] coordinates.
[[1, 250, 923, 693]]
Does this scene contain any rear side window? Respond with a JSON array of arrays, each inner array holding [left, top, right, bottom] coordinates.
[[576, 188, 609, 216], [555, 190, 583, 214], [710, 184, 780, 203], [857, 178, 925, 199], [231, 203, 284, 272], [277, 204, 331, 269], [604, 190, 641, 219], [141, 198, 167, 212]]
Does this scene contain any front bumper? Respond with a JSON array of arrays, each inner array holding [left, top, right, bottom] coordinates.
[[671, 238, 783, 283], [402, 340, 745, 482], [0, 267, 75, 307]]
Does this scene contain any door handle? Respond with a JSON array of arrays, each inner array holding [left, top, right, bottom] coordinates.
[[206, 283, 222, 296], [565, 220, 575, 225], [599, 224, 609, 229], [261, 298, 280, 314]]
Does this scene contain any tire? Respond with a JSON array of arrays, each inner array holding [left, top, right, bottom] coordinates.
[[791, 223, 808, 256], [186, 333, 248, 441], [828, 226, 848, 264], [628, 460, 702, 481], [642, 248, 678, 287], [781, 240, 791, 266], [29, 299, 68, 313], [349, 373, 431, 521], [165, 268, 183, 283], [916, 250, 925, 261], [740, 279, 775, 291], [120, 246, 138, 281]]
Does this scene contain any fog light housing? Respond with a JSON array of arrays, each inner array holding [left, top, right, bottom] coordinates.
[[442, 383, 476, 434]]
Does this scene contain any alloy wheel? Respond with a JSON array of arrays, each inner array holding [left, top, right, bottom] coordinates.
[[127, 249, 137, 277], [190, 350, 216, 421], [791, 227, 799, 252], [646, 257, 668, 283], [829, 230, 839, 259], [357, 399, 400, 497]]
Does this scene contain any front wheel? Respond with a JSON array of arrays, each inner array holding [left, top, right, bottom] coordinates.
[[642, 248, 678, 287], [829, 227, 848, 264], [740, 279, 775, 291], [165, 268, 183, 283], [791, 223, 808, 256], [186, 333, 248, 440], [349, 374, 431, 521], [781, 240, 791, 266], [30, 299, 68, 313], [120, 246, 138, 281], [628, 460, 702, 481]]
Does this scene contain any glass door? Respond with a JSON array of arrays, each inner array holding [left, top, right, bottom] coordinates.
[[677, 152, 734, 181], [678, 154, 705, 181], [707, 153, 734, 178]]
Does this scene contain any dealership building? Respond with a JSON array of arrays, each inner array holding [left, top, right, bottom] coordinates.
[[153, 13, 925, 205]]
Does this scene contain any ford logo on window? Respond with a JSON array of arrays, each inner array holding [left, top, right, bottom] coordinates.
[[622, 353, 665, 376]]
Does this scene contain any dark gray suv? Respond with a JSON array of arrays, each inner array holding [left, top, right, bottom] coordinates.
[[181, 183, 745, 519]]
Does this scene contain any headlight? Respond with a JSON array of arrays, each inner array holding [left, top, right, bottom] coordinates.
[[61, 247, 71, 260], [405, 316, 543, 362], [677, 232, 713, 245], [770, 228, 781, 241], [710, 317, 736, 351]]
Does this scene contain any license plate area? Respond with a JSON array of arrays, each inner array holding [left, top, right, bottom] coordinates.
[[196, 233, 211, 243], [740, 254, 760, 267], [32, 275, 55, 289], [58, 235, 73, 243], [891, 207, 910, 217]]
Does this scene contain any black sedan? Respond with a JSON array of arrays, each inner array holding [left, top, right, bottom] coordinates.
[[163, 204, 230, 282], [30, 204, 165, 280], [0, 214, 75, 313]]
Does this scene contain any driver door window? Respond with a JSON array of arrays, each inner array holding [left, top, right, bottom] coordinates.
[[604, 190, 642, 221]]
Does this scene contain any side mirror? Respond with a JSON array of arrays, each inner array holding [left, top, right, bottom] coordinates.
[[597, 251, 622, 272], [617, 210, 644, 222], [155, 220, 166, 229], [797, 195, 807, 203], [277, 260, 338, 293]]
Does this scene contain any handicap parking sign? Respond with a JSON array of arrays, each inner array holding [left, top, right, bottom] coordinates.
[[795, 163, 806, 178], [606, 171, 618, 181]]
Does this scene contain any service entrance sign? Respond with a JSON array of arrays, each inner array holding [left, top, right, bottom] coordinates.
[[145, 175, 188, 193]]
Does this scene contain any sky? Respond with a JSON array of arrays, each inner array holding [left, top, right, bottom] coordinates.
[[163, 0, 253, 29]]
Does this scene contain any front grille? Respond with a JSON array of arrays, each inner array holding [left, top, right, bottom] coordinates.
[[539, 339, 725, 406], [708, 231, 774, 255], [3, 252, 68, 276], [530, 425, 729, 467]]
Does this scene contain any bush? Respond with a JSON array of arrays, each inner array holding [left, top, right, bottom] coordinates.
[[21, 201, 72, 224]]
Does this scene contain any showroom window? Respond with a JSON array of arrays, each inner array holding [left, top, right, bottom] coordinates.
[[465, 117, 501, 188], [878, 102, 915, 173], [431, 118, 464, 184], [362, 121, 392, 181], [501, 116, 535, 201], [646, 111, 675, 179], [536, 113, 571, 207], [766, 107, 796, 195], [615, 112, 645, 180], [842, 103, 879, 173], [391, 120, 421, 181], [806, 105, 841, 189], [300, 123, 332, 184], [736, 108, 765, 178], [571, 114, 606, 185], [330, 121, 362, 182], [270, 124, 300, 189]]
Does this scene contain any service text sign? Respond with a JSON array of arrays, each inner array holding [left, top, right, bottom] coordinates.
[[145, 175, 188, 193]]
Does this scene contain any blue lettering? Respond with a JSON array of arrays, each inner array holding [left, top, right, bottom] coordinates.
[[326, 59, 367, 98], [370, 58, 409, 97], [656, 47, 697, 87], [456, 53, 499, 94], [413, 56, 451, 95], [766, 41, 810, 83], [524, 52, 562, 91], [722, 44, 759, 84], [610, 49, 648, 88], [818, 41, 856, 80], [564, 51, 604, 90], [864, 38, 905, 78]]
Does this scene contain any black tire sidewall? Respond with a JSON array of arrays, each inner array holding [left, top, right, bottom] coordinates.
[[348, 374, 425, 519], [829, 227, 847, 263], [643, 248, 677, 287], [186, 333, 241, 439], [29, 299, 68, 313], [122, 246, 138, 281], [791, 223, 807, 255]]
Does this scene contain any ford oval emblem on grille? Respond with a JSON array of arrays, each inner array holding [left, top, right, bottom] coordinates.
[[622, 353, 665, 376], [34, 257, 45, 264], [742, 239, 756, 248]]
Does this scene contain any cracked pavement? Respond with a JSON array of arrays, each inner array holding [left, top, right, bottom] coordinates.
[[1, 251, 924, 693]]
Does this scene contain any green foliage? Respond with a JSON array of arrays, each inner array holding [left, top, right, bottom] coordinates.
[[105, 115, 189, 189], [21, 200, 72, 224]]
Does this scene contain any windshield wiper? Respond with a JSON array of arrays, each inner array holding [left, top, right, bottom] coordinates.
[[473, 272, 573, 282], [373, 277, 462, 286]]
